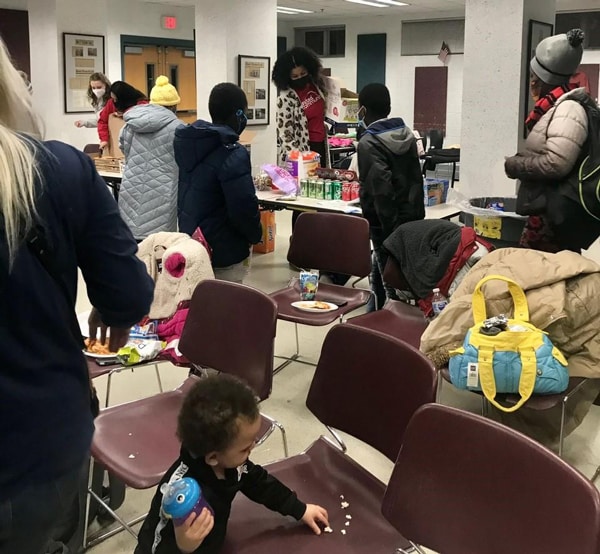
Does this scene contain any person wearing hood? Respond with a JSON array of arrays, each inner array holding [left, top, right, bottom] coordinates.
[[357, 83, 425, 311], [175, 83, 262, 284], [505, 29, 597, 253], [118, 76, 182, 241]]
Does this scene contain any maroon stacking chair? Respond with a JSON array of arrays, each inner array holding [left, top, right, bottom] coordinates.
[[270, 212, 372, 373], [178, 279, 288, 456], [220, 324, 438, 554], [382, 404, 600, 554], [83, 376, 199, 548], [346, 257, 428, 348]]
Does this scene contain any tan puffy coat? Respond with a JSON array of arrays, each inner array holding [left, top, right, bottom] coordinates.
[[505, 88, 588, 182], [420, 248, 600, 378]]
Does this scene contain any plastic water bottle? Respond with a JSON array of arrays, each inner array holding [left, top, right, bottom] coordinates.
[[431, 288, 448, 316]]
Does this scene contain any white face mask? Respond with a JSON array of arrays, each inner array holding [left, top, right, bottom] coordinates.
[[92, 88, 106, 99]]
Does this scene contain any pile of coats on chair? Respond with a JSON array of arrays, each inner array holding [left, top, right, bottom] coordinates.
[[137, 232, 214, 363]]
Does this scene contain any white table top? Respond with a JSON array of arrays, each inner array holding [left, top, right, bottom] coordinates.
[[98, 169, 122, 179], [256, 189, 461, 220]]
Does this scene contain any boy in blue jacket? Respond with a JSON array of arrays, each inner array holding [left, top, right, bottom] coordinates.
[[175, 83, 262, 283]]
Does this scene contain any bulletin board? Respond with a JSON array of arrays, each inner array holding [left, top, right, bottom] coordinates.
[[63, 32, 105, 113], [237, 55, 270, 126]]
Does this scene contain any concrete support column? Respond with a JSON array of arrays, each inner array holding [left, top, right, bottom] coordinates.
[[460, 0, 556, 197], [194, 0, 277, 171]]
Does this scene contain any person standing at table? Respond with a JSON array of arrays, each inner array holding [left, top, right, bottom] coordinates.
[[74, 72, 111, 129], [0, 38, 153, 554], [175, 83, 261, 284], [97, 80, 148, 153], [357, 83, 424, 311], [272, 46, 329, 168], [119, 76, 182, 241]]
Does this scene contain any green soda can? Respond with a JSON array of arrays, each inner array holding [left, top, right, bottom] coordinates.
[[324, 180, 332, 200], [332, 180, 342, 200], [308, 179, 317, 198], [316, 180, 325, 199], [300, 179, 309, 197]]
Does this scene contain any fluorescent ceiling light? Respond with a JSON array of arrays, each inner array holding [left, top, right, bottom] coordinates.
[[345, 0, 389, 7], [277, 6, 313, 13], [375, 0, 409, 5]]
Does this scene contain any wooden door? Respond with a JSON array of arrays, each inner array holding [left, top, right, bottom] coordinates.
[[123, 44, 197, 124], [164, 47, 197, 124]]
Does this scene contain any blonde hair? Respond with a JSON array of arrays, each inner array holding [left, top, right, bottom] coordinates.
[[0, 38, 43, 265]]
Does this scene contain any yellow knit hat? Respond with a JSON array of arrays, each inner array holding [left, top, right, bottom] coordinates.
[[150, 75, 180, 106]]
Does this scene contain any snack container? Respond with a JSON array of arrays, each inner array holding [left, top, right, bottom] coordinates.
[[299, 270, 319, 301], [161, 478, 212, 526]]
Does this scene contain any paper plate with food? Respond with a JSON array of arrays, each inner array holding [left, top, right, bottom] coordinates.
[[83, 338, 118, 359], [291, 300, 339, 313]]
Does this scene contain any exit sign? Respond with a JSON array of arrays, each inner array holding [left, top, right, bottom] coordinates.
[[162, 15, 177, 30]]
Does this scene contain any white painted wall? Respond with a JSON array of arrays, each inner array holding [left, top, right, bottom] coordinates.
[[277, 15, 464, 146]]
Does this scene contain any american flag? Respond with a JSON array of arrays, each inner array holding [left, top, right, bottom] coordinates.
[[438, 41, 451, 64]]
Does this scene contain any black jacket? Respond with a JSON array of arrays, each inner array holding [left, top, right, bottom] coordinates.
[[175, 121, 262, 268], [0, 140, 153, 499], [357, 118, 425, 240], [135, 448, 306, 554]]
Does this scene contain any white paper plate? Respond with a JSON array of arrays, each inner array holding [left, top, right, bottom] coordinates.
[[83, 350, 118, 360], [291, 301, 339, 313]]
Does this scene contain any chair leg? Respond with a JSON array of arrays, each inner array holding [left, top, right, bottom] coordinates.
[[435, 372, 443, 403], [154, 363, 164, 392], [273, 323, 302, 375], [82, 458, 95, 550], [398, 542, 428, 553], [105, 372, 112, 407], [272, 419, 289, 458], [591, 465, 600, 484]]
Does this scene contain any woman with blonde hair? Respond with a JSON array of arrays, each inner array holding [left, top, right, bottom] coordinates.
[[0, 39, 153, 553]]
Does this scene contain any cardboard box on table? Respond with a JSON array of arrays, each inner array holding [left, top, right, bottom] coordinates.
[[94, 114, 125, 173], [323, 76, 359, 124]]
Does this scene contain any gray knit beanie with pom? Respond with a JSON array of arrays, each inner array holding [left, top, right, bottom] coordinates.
[[531, 28, 585, 85]]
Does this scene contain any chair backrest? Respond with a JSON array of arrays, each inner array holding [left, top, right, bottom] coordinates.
[[179, 280, 277, 401], [427, 129, 443, 150], [288, 212, 371, 278], [305, 325, 437, 462], [382, 404, 600, 554], [83, 143, 101, 155]]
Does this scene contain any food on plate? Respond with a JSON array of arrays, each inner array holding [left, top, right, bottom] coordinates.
[[313, 301, 331, 310], [84, 338, 116, 355]]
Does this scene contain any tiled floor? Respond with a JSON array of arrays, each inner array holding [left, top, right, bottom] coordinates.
[[82, 210, 600, 554]]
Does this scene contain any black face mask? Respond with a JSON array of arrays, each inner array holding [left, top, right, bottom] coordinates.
[[290, 76, 310, 90]]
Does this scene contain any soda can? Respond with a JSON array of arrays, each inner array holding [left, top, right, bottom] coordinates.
[[324, 180, 332, 200], [332, 180, 342, 200], [350, 181, 360, 201], [300, 179, 309, 197], [342, 181, 351, 202], [315, 180, 325, 200], [308, 179, 317, 198]]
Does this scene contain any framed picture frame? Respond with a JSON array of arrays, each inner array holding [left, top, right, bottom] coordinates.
[[524, 20, 554, 137], [63, 32, 105, 114], [237, 55, 270, 126]]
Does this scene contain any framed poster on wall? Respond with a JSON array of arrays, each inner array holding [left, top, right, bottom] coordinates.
[[237, 55, 270, 126], [524, 20, 553, 137], [63, 32, 105, 113]]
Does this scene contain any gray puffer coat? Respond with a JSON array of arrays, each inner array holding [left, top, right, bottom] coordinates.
[[119, 104, 182, 240]]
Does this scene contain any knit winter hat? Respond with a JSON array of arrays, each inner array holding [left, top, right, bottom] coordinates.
[[150, 75, 180, 106], [530, 29, 585, 86]]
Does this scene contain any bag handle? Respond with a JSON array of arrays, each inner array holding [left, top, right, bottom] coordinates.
[[478, 347, 537, 413], [472, 275, 530, 324]]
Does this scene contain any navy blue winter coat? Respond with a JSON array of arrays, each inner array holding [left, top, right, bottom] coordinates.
[[175, 122, 262, 268]]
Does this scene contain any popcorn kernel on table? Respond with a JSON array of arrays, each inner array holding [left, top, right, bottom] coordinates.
[[341, 501, 349, 509], [324, 526, 333, 534], [341, 529, 347, 535]]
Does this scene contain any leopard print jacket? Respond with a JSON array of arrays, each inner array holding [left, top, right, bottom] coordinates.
[[276, 88, 310, 166]]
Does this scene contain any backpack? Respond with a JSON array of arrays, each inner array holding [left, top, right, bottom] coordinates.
[[576, 95, 600, 221]]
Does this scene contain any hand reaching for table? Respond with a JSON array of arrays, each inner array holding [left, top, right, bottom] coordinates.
[[302, 504, 330, 535], [88, 307, 130, 352]]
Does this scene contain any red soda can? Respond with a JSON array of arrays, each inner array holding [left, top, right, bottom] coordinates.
[[350, 181, 360, 201], [342, 181, 351, 201]]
